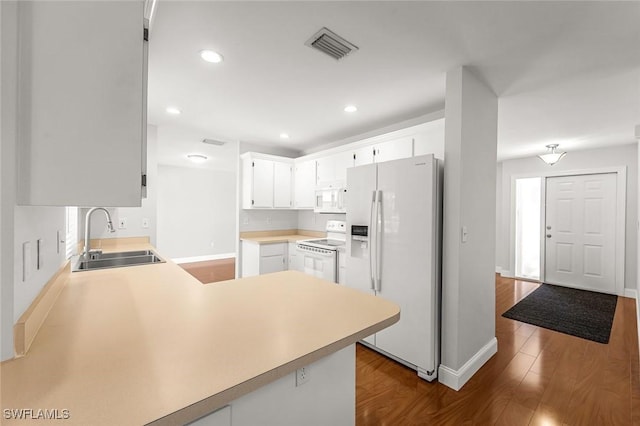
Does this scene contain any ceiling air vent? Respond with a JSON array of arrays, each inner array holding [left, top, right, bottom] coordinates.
[[305, 27, 358, 61]]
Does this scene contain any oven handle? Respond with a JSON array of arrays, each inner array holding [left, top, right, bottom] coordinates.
[[296, 245, 336, 257]]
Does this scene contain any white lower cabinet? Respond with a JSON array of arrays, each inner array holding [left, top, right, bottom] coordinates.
[[241, 242, 287, 277], [338, 249, 346, 285], [288, 242, 301, 272], [194, 345, 354, 426]]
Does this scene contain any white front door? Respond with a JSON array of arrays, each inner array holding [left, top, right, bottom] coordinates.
[[545, 173, 617, 294]]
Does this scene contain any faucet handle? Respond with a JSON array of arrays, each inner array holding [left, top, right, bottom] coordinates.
[[87, 249, 103, 261]]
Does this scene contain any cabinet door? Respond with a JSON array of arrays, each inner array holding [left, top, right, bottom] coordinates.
[[252, 159, 274, 208], [260, 255, 286, 274], [353, 146, 375, 167], [315, 157, 335, 187], [294, 160, 316, 209], [16, 1, 145, 206], [414, 119, 445, 158], [332, 151, 354, 183], [273, 162, 292, 208], [374, 137, 413, 163], [288, 243, 300, 271]]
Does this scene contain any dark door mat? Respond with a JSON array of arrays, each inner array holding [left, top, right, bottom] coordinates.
[[502, 283, 618, 344]]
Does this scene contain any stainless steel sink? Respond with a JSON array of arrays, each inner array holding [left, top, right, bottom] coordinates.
[[71, 250, 164, 272]]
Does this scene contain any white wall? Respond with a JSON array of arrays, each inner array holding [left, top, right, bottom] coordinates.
[[496, 143, 638, 289], [157, 165, 236, 259], [440, 66, 498, 390], [80, 124, 159, 246], [297, 210, 345, 232], [13, 207, 66, 321]]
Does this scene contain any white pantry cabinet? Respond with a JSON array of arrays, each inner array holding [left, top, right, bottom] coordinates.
[[241, 153, 293, 209], [16, 1, 147, 207], [241, 242, 287, 277], [293, 160, 316, 209]]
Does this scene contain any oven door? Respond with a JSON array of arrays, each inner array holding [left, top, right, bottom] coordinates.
[[296, 244, 337, 283]]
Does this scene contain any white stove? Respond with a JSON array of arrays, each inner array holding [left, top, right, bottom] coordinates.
[[295, 221, 346, 282]]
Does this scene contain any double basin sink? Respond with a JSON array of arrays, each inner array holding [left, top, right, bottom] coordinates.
[[72, 249, 165, 272]]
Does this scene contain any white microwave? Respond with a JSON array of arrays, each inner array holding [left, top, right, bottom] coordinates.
[[314, 187, 347, 214]]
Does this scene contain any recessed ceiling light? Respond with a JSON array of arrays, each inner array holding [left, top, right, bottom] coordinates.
[[187, 154, 208, 164], [166, 107, 181, 115], [200, 50, 223, 63], [280, 133, 290, 139], [344, 105, 358, 113]]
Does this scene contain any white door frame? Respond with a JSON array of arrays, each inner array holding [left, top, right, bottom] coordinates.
[[509, 166, 626, 296]]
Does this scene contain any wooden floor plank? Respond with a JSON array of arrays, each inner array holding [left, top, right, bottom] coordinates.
[[179, 258, 235, 284], [355, 276, 640, 425]]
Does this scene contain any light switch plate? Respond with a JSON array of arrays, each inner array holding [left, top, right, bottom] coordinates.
[[142, 218, 149, 229], [461, 226, 469, 243]]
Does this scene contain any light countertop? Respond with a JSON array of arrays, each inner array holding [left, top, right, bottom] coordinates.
[[1, 244, 399, 425]]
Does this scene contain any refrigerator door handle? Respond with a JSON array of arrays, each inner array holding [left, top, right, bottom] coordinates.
[[369, 190, 377, 290], [375, 190, 382, 292]]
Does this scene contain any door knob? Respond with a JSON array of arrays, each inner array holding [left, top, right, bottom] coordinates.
[[546, 234, 552, 238], [546, 226, 551, 230]]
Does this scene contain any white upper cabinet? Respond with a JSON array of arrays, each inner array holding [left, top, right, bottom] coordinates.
[[250, 158, 275, 208], [16, 1, 147, 207], [372, 136, 414, 163], [293, 160, 316, 209], [273, 161, 293, 208], [353, 146, 375, 166], [353, 136, 413, 166], [241, 153, 293, 209], [316, 152, 353, 187], [414, 118, 445, 158]]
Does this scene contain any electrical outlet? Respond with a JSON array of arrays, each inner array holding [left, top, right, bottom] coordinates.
[[243, 217, 249, 225], [296, 366, 310, 386], [266, 216, 271, 225], [119, 218, 127, 229]]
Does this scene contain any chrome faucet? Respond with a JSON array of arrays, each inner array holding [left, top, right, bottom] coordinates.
[[83, 207, 116, 260]]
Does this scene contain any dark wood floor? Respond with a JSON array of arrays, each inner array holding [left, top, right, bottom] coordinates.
[[356, 274, 640, 425], [179, 258, 235, 284]]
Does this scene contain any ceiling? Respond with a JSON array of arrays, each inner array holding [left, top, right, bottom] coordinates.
[[147, 1, 640, 167]]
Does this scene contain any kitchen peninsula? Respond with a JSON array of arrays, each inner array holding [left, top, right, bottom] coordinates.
[[1, 244, 399, 425]]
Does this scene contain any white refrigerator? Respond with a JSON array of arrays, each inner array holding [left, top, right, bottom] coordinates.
[[346, 154, 441, 381]]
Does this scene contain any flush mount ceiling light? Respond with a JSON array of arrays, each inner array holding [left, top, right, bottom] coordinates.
[[344, 105, 357, 113], [187, 154, 208, 164], [166, 107, 181, 115], [200, 50, 223, 63], [280, 133, 290, 139], [538, 144, 566, 166]]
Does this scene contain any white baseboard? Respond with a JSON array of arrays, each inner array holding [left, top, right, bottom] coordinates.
[[438, 337, 498, 391], [495, 266, 504, 275], [624, 288, 637, 299], [172, 253, 236, 264]]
